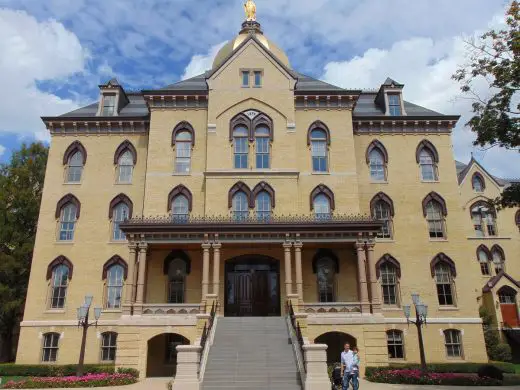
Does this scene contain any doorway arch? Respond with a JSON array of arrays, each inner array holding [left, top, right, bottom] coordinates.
[[225, 255, 280, 317], [315, 332, 357, 364], [146, 333, 189, 377]]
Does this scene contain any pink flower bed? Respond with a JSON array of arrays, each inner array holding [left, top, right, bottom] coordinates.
[[3, 373, 137, 389], [368, 369, 502, 386]]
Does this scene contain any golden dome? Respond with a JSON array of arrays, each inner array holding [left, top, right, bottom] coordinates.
[[212, 22, 291, 69]]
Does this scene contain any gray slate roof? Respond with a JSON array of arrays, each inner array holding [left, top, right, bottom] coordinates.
[[57, 94, 148, 119], [354, 92, 445, 118]]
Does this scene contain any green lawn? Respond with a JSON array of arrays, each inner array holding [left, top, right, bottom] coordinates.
[[0, 377, 25, 388]]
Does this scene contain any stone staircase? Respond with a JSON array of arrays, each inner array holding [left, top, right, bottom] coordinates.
[[201, 317, 302, 390]]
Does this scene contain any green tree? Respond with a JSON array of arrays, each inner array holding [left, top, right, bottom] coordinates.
[[0, 142, 48, 361], [453, 1, 520, 208]]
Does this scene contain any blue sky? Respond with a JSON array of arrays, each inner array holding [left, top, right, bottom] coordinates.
[[0, 0, 518, 178]]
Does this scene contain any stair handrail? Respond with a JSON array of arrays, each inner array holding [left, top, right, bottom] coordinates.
[[286, 301, 307, 388], [198, 302, 218, 381]]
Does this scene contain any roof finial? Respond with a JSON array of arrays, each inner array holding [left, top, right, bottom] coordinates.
[[244, 0, 257, 22]]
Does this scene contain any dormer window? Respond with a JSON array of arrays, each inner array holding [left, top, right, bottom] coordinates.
[[388, 94, 402, 116], [102, 94, 116, 116]]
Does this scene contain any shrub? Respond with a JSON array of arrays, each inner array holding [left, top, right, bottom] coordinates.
[[478, 364, 504, 381], [365, 362, 516, 375], [2, 373, 137, 388], [366, 369, 502, 386], [0, 364, 115, 377], [491, 343, 513, 362], [116, 367, 139, 378]]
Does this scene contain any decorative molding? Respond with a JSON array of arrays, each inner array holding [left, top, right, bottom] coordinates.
[[55, 194, 81, 219], [375, 254, 401, 279], [366, 140, 389, 164], [113, 140, 137, 165], [370, 192, 395, 216], [307, 121, 331, 146], [354, 120, 456, 135], [416, 139, 440, 163], [172, 121, 195, 146], [244, 110, 259, 120], [46, 120, 149, 135], [108, 194, 133, 219], [471, 172, 486, 191], [46, 256, 73, 280], [310, 184, 335, 210], [228, 181, 254, 208], [422, 192, 448, 217], [207, 124, 217, 133], [430, 252, 457, 278], [63, 141, 87, 165], [252, 181, 276, 208], [167, 185, 193, 212]]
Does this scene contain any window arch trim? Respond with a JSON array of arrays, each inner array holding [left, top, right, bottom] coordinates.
[[471, 172, 486, 191], [307, 120, 331, 146], [370, 192, 395, 216], [63, 141, 87, 165], [491, 244, 505, 260], [516, 210, 520, 227], [366, 140, 389, 164], [252, 182, 275, 208], [415, 139, 439, 163], [498, 285, 517, 297], [102, 255, 128, 280], [430, 253, 457, 278], [229, 113, 251, 141], [172, 121, 195, 146], [252, 113, 273, 141], [310, 184, 335, 210], [422, 192, 448, 217], [167, 185, 193, 212], [55, 194, 81, 219], [311, 249, 339, 274], [108, 194, 133, 219], [228, 181, 254, 208], [113, 140, 137, 165], [476, 244, 491, 260], [376, 254, 401, 279], [46, 256, 73, 280], [470, 200, 496, 217], [163, 250, 191, 275]]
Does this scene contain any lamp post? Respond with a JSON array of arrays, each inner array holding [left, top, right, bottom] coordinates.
[[76, 295, 102, 377], [403, 293, 428, 373]]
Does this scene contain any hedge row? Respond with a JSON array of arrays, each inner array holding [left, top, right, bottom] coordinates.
[[366, 369, 502, 386], [365, 362, 516, 376], [0, 364, 139, 378]]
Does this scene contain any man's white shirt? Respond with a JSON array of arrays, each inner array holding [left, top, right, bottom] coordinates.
[[341, 350, 354, 372]]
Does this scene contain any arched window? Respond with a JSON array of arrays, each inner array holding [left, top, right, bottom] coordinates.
[[50, 263, 70, 309], [63, 141, 87, 183], [380, 262, 399, 306], [369, 149, 386, 181], [492, 246, 505, 274], [423, 193, 447, 239], [168, 258, 188, 304], [112, 203, 129, 241], [100, 332, 118, 362], [387, 330, 404, 359], [105, 264, 125, 309], [233, 126, 249, 169], [232, 192, 249, 221], [42, 333, 60, 362], [371, 193, 394, 239], [255, 191, 271, 221], [67, 151, 84, 183], [498, 286, 517, 304], [310, 129, 328, 172], [472, 173, 485, 192], [419, 149, 437, 181], [174, 131, 193, 174], [117, 150, 134, 183], [477, 246, 491, 276], [444, 329, 463, 358], [172, 195, 190, 221], [255, 126, 270, 169], [471, 201, 497, 237], [59, 203, 77, 241], [316, 257, 336, 303], [434, 261, 455, 306], [313, 194, 331, 220]]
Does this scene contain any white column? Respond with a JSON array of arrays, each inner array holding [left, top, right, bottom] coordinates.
[[283, 241, 293, 296], [134, 242, 148, 315], [201, 242, 211, 300], [366, 240, 381, 313], [212, 242, 221, 297], [294, 241, 303, 301], [356, 241, 370, 313], [122, 242, 137, 315]]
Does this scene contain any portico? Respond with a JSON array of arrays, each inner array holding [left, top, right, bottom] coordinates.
[[120, 214, 383, 318]]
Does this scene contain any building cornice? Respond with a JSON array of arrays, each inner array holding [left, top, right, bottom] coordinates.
[[354, 117, 459, 135], [42, 118, 149, 135]]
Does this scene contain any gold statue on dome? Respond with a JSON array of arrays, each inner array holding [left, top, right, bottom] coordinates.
[[244, 0, 256, 21]]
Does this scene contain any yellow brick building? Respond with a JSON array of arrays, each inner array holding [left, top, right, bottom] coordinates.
[[16, 7, 520, 381]]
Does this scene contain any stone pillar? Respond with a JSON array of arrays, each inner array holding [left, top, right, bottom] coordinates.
[[134, 242, 148, 315], [171, 345, 202, 390], [356, 241, 370, 314], [283, 240, 293, 296], [212, 242, 221, 297], [294, 240, 303, 301], [366, 240, 381, 313], [122, 242, 138, 315], [201, 242, 211, 300], [303, 344, 331, 390]]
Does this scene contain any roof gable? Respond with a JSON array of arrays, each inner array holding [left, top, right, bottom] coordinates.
[[458, 157, 504, 188], [483, 271, 520, 293]]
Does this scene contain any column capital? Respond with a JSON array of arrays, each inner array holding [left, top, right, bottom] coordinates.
[[129, 242, 138, 252], [355, 241, 366, 250], [212, 242, 222, 249], [138, 242, 148, 252], [201, 242, 212, 250], [366, 240, 376, 249], [293, 241, 303, 249], [283, 242, 293, 249]]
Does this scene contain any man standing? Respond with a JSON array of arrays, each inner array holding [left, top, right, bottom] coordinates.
[[341, 343, 354, 390]]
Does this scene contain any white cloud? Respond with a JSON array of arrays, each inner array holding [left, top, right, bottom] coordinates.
[[0, 144, 5, 157], [0, 9, 87, 138], [181, 41, 227, 80], [321, 10, 520, 178]]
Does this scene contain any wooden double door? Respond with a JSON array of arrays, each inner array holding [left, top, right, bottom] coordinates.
[[225, 256, 280, 317]]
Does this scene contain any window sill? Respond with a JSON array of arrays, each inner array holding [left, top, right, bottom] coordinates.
[[446, 357, 465, 361], [114, 182, 132, 185], [370, 180, 388, 184], [421, 180, 440, 183], [429, 239, 448, 242], [102, 309, 122, 314], [389, 358, 407, 362], [63, 182, 82, 185], [438, 306, 459, 311], [382, 307, 402, 311], [172, 173, 191, 176], [45, 309, 66, 314], [311, 172, 330, 175], [467, 236, 511, 240], [55, 241, 74, 245]]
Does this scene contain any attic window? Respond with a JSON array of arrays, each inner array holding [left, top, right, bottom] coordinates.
[[388, 94, 402, 116], [102, 94, 116, 116], [242, 71, 250, 87]]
